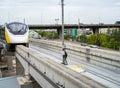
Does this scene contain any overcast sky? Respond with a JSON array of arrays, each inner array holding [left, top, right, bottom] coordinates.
[[0, 0, 120, 24]]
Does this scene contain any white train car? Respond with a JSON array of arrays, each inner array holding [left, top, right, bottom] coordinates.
[[0, 22, 29, 52]]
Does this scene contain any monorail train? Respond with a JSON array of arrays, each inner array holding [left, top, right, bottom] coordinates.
[[0, 22, 29, 52]]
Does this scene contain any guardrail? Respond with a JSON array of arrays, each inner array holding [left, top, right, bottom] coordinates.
[[15, 45, 107, 88], [30, 39, 120, 71]]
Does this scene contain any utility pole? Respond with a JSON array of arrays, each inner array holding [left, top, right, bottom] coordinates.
[[78, 18, 80, 30], [61, 0, 68, 65], [61, 0, 65, 49]]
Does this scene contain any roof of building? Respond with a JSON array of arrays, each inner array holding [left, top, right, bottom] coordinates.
[[0, 76, 20, 88]]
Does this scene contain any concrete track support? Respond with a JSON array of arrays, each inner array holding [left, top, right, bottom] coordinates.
[[92, 28, 99, 34], [15, 45, 107, 88], [57, 28, 62, 39], [16, 58, 25, 75]]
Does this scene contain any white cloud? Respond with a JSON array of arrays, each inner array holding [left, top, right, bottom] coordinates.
[[0, 0, 120, 24]]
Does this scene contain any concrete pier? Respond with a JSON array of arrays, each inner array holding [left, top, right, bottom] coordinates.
[[16, 58, 25, 75]]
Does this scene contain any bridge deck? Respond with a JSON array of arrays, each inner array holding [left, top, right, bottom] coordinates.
[[15, 45, 107, 88], [29, 24, 120, 29]]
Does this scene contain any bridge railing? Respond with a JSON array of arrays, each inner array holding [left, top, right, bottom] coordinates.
[[15, 45, 107, 88]]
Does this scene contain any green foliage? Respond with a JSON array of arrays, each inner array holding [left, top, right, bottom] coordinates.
[[77, 35, 87, 43], [36, 30, 59, 39], [64, 35, 70, 40], [87, 34, 97, 45], [85, 28, 120, 50], [53, 33, 59, 39], [36, 29, 120, 50], [46, 32, 53, 39]]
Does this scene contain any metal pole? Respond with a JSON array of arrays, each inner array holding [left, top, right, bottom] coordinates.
[[61, 0, 65, 49], [61, 0, 68, 65], [78, 18, 80, 29]]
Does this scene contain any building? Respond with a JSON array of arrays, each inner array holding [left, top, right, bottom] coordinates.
[[29, 30, 39, 38]]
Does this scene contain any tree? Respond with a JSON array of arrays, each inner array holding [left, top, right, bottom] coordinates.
[[109, 38, 116, 49], [78, 35, 87, 43], [98, 34, 108, 46], [64, 35, 70, 40], [87, 34, 97, 45]]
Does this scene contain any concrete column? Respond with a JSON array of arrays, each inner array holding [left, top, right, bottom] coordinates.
[[92, 28, 99, 34], [16, 58, 25, 75], [7, 56, 13, 70], [57, 28, 62, 39], [31, 77, 42, 88]]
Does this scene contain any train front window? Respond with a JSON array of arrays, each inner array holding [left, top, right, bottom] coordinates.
[[7, 22, 28, 35]]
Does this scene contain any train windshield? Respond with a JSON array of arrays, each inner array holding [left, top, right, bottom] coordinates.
[[6, 22, 28, 35]]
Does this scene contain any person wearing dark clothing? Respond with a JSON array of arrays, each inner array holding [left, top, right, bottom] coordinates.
[[62, 48, 68, 65]]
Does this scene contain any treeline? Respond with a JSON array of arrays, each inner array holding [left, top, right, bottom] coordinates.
[[36, 30, 59, 39], [78, 28, 120, 50], [36, 29, 120, 50]]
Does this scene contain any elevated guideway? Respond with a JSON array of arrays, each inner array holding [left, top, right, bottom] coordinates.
[[30, 39, 120, 71], [29, 39, 120, 88], [15, 45, 107, 88]]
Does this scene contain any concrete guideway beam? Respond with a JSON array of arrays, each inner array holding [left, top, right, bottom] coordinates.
[[30, 39, 120, 71], [15, 45, 107, 88]]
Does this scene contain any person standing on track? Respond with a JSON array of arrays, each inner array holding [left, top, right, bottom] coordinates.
[[62, 48, 68, 65]]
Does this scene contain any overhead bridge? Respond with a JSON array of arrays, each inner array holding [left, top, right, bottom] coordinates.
[[29, 24, 120, 36], [29, 24, 120, 29], [15, 45, 107, 88]]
